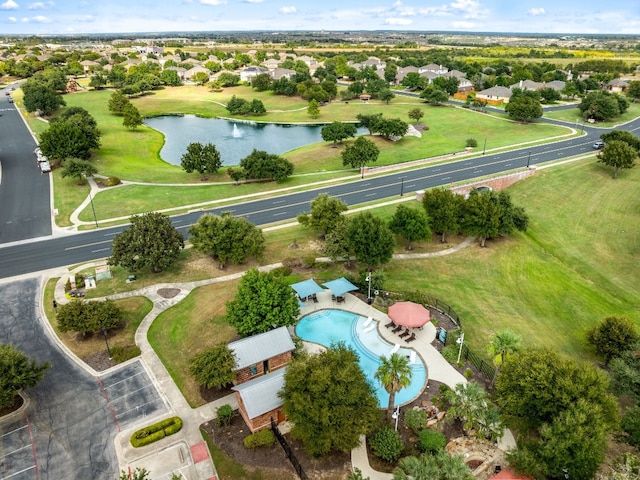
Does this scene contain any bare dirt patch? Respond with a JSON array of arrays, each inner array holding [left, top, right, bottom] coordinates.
[[157, 288, 180, 299]]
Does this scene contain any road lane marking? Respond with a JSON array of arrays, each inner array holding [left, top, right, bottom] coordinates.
[[65, 240, 111, 250], [91, 248, 111, 253]]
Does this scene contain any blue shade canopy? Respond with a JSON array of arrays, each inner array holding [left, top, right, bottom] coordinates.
[[322, 277, 359, 297], [291, 279, 324, 298]]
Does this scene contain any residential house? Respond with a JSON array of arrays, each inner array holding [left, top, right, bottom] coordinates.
[[490, 467, 534, 480], [228, 327, 296, 432], [419, 63, 448, 75], [80, 60, 99, 74], [262, 58, 281, 70], [240, 66, 269, 83], [605, 78, 629, 93], [297, 55, 318, 67], [476, 85, 513, 104], [164, 66, 187, 81], [183, 66, 211, 82], [269, 67, 296, 81]]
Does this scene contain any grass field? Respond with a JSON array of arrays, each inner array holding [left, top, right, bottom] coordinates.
[[543, 102, 640, 127]]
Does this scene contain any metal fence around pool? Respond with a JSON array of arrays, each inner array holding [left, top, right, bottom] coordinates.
[[271, 418, 308, 480]]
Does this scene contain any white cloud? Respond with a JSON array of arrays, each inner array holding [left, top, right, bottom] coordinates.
[[21, 14, 51, 22], [243, 0, 263, 2], [528, 7, 546, 16], [28, 2, 45, 9], [1, 0, 19, 10], [385, 17, 412, 25], [279, 6, 296, 14], [418, 0, 487, 20], [200, 0, 226, 5], [7, 15, 16, 21]]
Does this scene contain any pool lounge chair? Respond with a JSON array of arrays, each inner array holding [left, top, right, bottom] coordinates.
[[399, 329, 410, 339], [392, 324, 403, 333], [406, 332, 416, 343], [384, 321, 395, 328]]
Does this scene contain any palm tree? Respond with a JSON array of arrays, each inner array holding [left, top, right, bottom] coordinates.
[[442, 381, 488, 435], [393, 452, 474, 480], [375, 353, 413, 422], [486, 329, 523, 388]]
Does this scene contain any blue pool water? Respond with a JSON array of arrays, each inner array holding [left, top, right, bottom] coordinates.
[[296, 309, 428, 408]]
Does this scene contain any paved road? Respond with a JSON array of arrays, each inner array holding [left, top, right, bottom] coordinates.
[[0, 279, 168, 480], [0, 88, 51, 244]]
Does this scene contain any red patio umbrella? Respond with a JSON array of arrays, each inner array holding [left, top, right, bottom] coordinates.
[[388, 301, 431, 328]]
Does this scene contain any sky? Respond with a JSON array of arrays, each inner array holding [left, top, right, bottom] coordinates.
[[0, 0, 639, 36]]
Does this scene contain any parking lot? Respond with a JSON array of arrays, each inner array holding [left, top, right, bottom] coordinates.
[[0, 419, 37, 480]]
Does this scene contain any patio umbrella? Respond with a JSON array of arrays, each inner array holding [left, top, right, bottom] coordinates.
[[291, 279, 324, 299], [321, 277, 359, 297], [388, 301, 431, 328]]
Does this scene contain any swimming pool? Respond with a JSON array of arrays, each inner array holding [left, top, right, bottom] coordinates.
[[296, 309, 428, 408]]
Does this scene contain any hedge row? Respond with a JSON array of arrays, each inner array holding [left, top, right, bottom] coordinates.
[[130, 416, 183, 448]]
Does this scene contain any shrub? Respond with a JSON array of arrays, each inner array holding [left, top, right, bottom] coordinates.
[[282, 257, 304, 268], [464, 368, 474, 380], [369, 426, 404, 462], [130, 416, 183, 447], [243, 429, 275, 448], [269, 266, 292, 277], [441, 345, 460, 364], [404, 409, 428, 434], [110, 344, 141, 363], [302, 255, 317, 268], [466, 138, 478, 148], [419, 429, 447, 453], [104, 176, 121, 186], [216, 404, 235, 427]]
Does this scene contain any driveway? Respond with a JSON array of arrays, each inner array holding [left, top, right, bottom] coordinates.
[[0, 279, 168, 479]]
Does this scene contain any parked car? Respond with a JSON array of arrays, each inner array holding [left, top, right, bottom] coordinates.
[[7, 97, 13, 103], [593, 140, 605, 149], [39, 160, 51, 173]]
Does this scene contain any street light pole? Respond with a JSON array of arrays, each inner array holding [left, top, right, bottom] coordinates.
[[366, 271, 372, 304], [482, 138, 487, 155], [101, 326, 112, 360], [400, 177, 405, 197], [526, 151, 531, 168], [456, 332, 465, 364]]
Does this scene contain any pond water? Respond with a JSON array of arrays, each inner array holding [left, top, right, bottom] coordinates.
[[144, 115, 365, 166]]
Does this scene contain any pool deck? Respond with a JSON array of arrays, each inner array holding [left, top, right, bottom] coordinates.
[[298, 291, 515, 480]]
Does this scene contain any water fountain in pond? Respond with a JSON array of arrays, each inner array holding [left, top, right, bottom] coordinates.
[[232, 123, 242, 138]]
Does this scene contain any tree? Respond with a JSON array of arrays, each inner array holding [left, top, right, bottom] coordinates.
[[579, 91, 621, 121], [224, 269, 299, 337], [321, 122, 357, 147], [375, 353, 412, 422], [587, 316, 639, 365], [341, 136, 380, 174], [539, 87, 561, 103], [462, 190, 520, 247], [322, 217, 353, 263], [401, 72, 424, 90], [56, 300, 123, 334], [307, 99, 320, 119], [505, 95, 543, 122], [422, 188, 462, 243], [356, 113, 383, 135], [190, 345, 236, 389], [393, 452, 474, 480], [601, 130, 640, 152], [384, 63, 398, 84], [374, 118, 409, 139], [0, 344, 50, 409], [61, 158, 98, 185], [598, 140, 638, 178], [22, 78, 66, 115], [297, 193, 348, 237], [89, 73, 107, 90], [389, 204, 431, 250], [408, 108, 424, 124], [180, 142, 222, 180], [189, 212, 265, 269], [433, 76, 460, 96], [122, 102, 143, 130], [280, 343, 378, 456], [57, 107, 101, 150], [251, 73, 272, 91], [420, 86, 449, 105], [379, 89, 395, 104], [597, 453, 640, 480], [108, 90, 130, 115], [160, 69, 181, 86], [496, 348, 619, 434], [240, 149, 294, 181], [627, 81, 640, 103], [486, 329, 522, 389], [248, 99, 266, 115], [39, 121, 96, 161], [443, 382, 503, 439], [346, 212, 395, 268], [109, 212, 184, 273], [217, 72, 240, 87], [192, 71, 209, 85]]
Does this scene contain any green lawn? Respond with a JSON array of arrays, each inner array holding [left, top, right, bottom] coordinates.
[[543, 102, 640, 127]]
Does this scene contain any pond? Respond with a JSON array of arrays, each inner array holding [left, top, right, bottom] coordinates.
[[144, 115, 366, 166]]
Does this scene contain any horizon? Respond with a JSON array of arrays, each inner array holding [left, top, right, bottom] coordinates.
[[1, 0, 639, 37]]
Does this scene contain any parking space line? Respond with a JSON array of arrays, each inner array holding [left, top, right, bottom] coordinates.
[[1, 425, 27, 438], [0, 444, 31, 459], [102, 370, 146, 389], [107, 383, 155, 403], [96, 376, 122, 433], [4, 465, 36, 479], [115, 399, 166, 419]]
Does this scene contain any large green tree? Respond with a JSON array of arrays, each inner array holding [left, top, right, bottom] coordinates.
[[420, 86, 449, 105], [280, 343, 378, 456], [22, 78, 66, 115], [443, 381, 504, 440], [601, 130, 640, 152], [505, 95, 543, 122], [374, 118, 409, 139], [422, 188, 462, 243], [224, 268, 299, 337], [587, 316, 639, 365], [122, 102, 143, 130], [189, 212, 265, 269], [108, 90, 130, 115], [375, 353, 412, 422], [297, 193, 348, 237], [239, 149, 294, 181], [0, 344, 50, 409], [389, 204, 431, 250], [579, 91, 623, 121], [39, 120, 96, 161], [341, 136, 380, 174], [180, 142, 222, 180], [597, 140, 638, 179], [109, 212, 185, 273], [190, 344, 236, 389], [321, 122, 357, 147], [346, 212, 395, 268]]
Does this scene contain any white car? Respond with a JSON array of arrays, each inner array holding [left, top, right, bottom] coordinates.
[[39, 160, 51, 173]]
